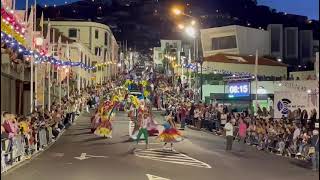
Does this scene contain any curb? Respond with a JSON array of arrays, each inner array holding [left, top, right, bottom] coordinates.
[[1, 114, 81, 175]]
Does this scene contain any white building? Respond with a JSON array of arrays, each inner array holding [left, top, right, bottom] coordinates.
[[153, 47, 163, 66], [200, 25, 270, 58], [47, 20, 119, 84], [203, 53, 287, 78]]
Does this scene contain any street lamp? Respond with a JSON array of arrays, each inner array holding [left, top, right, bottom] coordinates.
[[172, 8, 182, 15], [178, 24, 185, 30], [185, 26, 196, 38]]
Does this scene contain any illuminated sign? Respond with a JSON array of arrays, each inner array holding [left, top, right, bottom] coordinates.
[[228, 82, 250, 97]]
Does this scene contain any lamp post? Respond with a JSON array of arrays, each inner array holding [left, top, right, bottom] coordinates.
[[172, 7, 203, 102]]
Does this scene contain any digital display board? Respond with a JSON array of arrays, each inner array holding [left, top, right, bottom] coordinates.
[[228, 82, 250, 97]]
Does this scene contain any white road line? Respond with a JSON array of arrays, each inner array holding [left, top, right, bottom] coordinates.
[[146, 174, 171, 180], [134, 148, 212, 168], [138, 142, 160, 145]]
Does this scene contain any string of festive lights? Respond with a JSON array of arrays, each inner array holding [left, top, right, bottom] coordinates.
[[1, 32, 96, 70], [1, 7, 26, 36]]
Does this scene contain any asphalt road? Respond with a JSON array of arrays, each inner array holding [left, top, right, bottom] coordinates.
[[2, 111, 319, 180]]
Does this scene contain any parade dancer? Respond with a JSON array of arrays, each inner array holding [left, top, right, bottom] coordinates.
[[135, 112, 150, 149], [158, 112, 183, 151], [94, 101, 117, 138]]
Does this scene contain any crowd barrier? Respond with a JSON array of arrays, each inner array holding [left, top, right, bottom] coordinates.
[[185, 116, 318, 160], [1, 115, 80, 174]]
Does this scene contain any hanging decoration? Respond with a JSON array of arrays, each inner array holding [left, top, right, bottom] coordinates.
[[1, 7, 26, 44], [95, 61, 116, 68], [1, 32, 96, 70]]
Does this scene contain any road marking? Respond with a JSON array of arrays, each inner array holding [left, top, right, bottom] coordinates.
[[50, 153, 64, 157], [74, 153, 108, 160], [146, 174, 171, 180], [135, 148, 211, 168], [138, 142, 160, 145]]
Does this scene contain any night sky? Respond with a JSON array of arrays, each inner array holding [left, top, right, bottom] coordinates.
[[16, 0, 319, 20]]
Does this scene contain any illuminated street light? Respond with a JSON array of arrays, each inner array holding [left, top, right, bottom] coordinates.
[[185, 26, 196, 38], [191, 20, 196, 26], [277, 58, 282, 62], [172, 8, 182, 15], [178, 24, 185, 30]]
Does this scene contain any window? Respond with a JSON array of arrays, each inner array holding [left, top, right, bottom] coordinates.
[[271, 27, 281, 52], [211, 35, 237, 50], [104, 32, 108, 46], [68, 28, 78, 38], [95, 30, 99, 39], [104, 49, 108, 61], [173, 42, 177, 48], [95, 47, 101, 56]]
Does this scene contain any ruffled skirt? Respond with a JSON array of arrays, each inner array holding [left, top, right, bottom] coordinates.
[[94, 121, 112, 138], [158, 128, 183, 143]]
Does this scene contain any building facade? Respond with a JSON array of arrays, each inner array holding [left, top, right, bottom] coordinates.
[[47, 20, 119, 83], [200, 25, 270, 58]]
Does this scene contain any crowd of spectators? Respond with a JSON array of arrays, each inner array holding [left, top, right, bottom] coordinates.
[[154, 75, 319, 170], [0, 85, 108, 172]]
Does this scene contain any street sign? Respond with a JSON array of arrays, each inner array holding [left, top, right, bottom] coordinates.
[[74, 153, 108, 160], [146, 174, 171, 180]]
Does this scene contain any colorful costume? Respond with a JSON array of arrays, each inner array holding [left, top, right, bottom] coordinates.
[[158, 119, 183, 143], [91, 112, 101, 133], [147, 117, 159, 136], [93, 100, 116, 138], [94, 114, 113, 138]]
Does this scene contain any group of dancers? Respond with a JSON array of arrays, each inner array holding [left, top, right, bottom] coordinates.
[[90, 82, 183, 150]]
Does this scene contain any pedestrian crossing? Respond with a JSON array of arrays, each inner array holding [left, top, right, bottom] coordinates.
[[134, 148, 211, 168]]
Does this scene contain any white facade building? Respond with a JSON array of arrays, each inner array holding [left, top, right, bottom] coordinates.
[[200, 25, 270, 58], [47, 20, 119, 85], [153, 47, 163, 66]]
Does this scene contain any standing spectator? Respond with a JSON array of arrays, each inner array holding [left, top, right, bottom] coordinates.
[[224, 119, 234, 151], [310, 129, 319, 171], [238, 118, 247, 152], [293, 124, 301, 150]]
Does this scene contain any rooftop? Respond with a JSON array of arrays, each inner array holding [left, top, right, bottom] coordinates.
[[204, 53, 288, 67]]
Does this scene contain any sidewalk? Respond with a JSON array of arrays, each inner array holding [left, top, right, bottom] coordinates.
[[1, 113, 82, 174]]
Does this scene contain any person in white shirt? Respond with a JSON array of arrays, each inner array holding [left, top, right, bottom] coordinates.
[[293, 124, 301, 141], [293, 124, 301, 149], [224, 119, 234, 151]]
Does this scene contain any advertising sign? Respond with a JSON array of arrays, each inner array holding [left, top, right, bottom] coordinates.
[[228, 81, 250, 98], [274, 91, 319, 118]]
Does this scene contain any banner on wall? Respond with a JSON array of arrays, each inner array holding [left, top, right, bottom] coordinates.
[[36, 64, 46, 106], [274, 91, 319, 119]]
